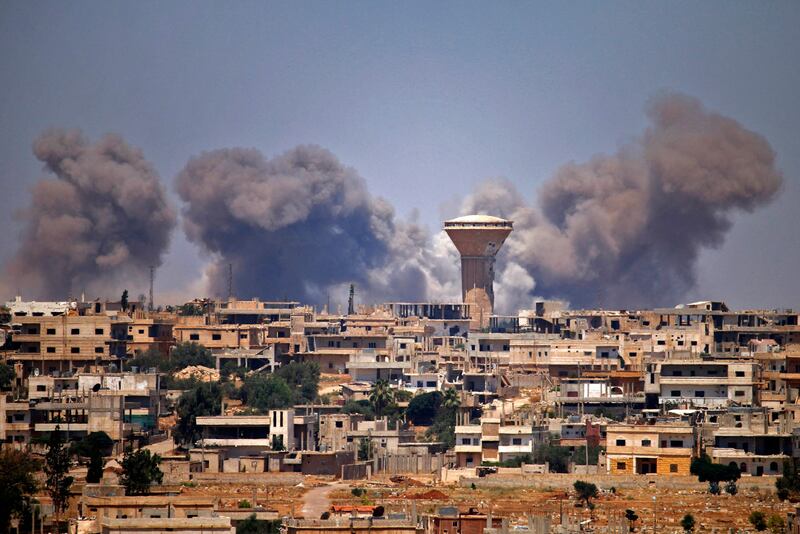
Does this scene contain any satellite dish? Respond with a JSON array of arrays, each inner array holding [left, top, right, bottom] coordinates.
[[92, 383, 101, 393], [33, 368, 40, 377]]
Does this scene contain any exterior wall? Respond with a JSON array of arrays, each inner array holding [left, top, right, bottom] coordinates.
[[10, 315, 119, 371], [607, 456, 634, 474], [656, 456, 692, 476]]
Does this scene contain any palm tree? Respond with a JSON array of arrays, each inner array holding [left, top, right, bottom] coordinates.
[[441, 388, 460, 410], [369, 379, 394, 419]]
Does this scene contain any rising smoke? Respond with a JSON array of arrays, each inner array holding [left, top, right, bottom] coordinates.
[[4, 93, 780, 311], [3, 129, 176, 299], [176, 145, 441, 305], [463, 93, 783, 309]]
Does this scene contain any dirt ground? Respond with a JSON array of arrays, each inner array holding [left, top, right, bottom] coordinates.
[[176, 473, 791, 531]]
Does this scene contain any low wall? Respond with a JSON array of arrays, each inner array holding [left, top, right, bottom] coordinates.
[[458, 473, 780, 490], [192, 472, 304, 485]]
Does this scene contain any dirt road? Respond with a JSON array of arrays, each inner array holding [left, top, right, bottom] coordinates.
[[302, 483, 348, 519]]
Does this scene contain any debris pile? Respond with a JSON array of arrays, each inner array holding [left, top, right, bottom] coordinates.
[[173, 365, 220, 382]]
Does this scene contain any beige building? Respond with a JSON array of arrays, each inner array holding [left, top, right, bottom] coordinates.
[[605, 422, 695, 475]]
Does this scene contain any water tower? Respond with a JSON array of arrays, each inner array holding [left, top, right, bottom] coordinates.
[[444, 215, 513, 329]]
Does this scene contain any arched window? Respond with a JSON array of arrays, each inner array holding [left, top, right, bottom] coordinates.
[[770, 462, 779, 472]]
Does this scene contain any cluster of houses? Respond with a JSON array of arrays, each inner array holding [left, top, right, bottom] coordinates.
[[3, 296, 800, 531]]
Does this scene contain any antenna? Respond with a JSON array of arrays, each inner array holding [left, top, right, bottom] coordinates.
[[149, 266, 155, 312], [227, 263, 233, 301]]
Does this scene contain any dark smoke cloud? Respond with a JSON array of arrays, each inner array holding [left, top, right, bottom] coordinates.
[[3, 129, 177, 299], [463, 93, 783, 309], [176, 144, 434, 304]]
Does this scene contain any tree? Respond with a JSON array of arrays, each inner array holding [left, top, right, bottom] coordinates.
[[0, 449, 40, 533], [406, 391, 442, 425], [573, 480, 598, 508], [178, 303, 204, 316], [121, 290, 129, 312], [681, 514, 696, 533], [749, 511, 768, 532], [120, 448, 163, 495], [776, 458, 800, 501], [175, 382, 222, 445], [171, 342, 214, 369], [625, 509, 639, 532], [690, 454, 740, 493], [45, 425, 74, 529], [342, 399, 375, 419], [369, 380, 395, 419], [441, 388, 460, 410], [275, 361, 320, 404], [767, 514, 785, 534], [0, 361, 15, 389], [236, 514, 281, 534], [71, 431, 114, 458], [358, 437, 372, 461], [533, 443, 571, 473], [241, 375, 293, 412], [86, 448, 104, 483]]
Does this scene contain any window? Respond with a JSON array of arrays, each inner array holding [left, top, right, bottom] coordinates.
[[426, 381, 436, 387], [657, 340, 666, 346], [512, 438, 522, 445], [368, 342, 377, 349], [335, 421, 343, 428], [70, 328, 79, 335], [641, 439, 651, 447], [399, 343, 407, 349], [138, 329, 145, 335], [46, 347, 56, 353], [240, 333, 247, 339], [95, 328, 104, 335], [189, 334, 199, 341], [616, 461, 626, 470], [670, 440, 683, 448], [212, 334, 221, 341], [71, 347, 80, 354], [615, 439, 626, 446], [36, 385, 46, 392], [670, 464, 678, 473], [695, 391, 705, 397], [735, 371, 745, 377], [735, 390, 746, 397], [671, 390, 680, 397], [46, 328, 56, 335], [672, 370, 682, 376], [95, 347, 104, 354], [461, 438, 472, 445]]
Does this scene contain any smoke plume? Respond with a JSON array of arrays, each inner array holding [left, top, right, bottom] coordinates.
[[3, 129, 177, 299], [176, 145, 439, 304], [463, 93, 783, 309]]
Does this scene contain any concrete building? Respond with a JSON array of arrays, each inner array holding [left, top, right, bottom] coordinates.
[[605, 422, 695, 475], [444, 215, 513, 330]]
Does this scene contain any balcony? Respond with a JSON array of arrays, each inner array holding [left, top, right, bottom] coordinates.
[[454, 445, 482, 453]]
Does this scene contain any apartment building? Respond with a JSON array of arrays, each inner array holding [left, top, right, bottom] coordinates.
[[646, 359, 758, 407], [7, 312, 126, 375], [454, 413, 547, 467]]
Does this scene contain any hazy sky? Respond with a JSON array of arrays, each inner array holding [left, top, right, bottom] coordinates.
[[1, 1, 798, 309]]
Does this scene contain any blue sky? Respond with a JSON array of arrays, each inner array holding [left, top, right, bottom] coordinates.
[[1, 1, 798, 308]]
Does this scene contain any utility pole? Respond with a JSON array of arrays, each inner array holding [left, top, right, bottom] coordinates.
[[149, 266, 155, 312], [227, 263, 233, 301]]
